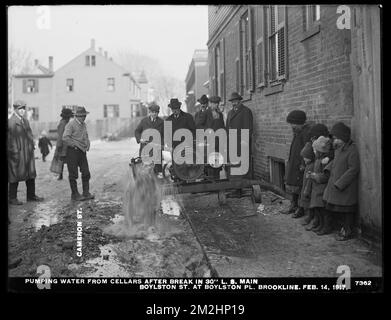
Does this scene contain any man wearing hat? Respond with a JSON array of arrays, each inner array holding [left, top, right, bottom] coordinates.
[[166, 98, 196, 149], [226, 92, 254, 187], [135, 103, 164, 175], [62, 106, 94, 201], [54, 107, 74, 180], [283, 109, 312, 215], [204, 96, 226, 178], [8, 100, 44, 206], [194, 94, 209, 130]]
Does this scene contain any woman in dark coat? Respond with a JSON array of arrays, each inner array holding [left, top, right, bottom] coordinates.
[[54, 108, 74, 180], [323, 122, 360, 241], [282, 110, 312, 215]]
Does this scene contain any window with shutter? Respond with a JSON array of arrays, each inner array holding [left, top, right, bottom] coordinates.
[[256, 6, 266, 87], [235, 59, 240, 93], [268, 5, 287, 83], [103, 105, 107, 118], [220, 38, 226, 103], [304, 5, 320, 31]]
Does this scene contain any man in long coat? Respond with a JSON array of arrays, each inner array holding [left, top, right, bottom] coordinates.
[[226, 92, 253, 182], [165, 98, 196, 149], [8, 100, 44, 205], [194, 94, 209, 130], [282, 110, 312, 215], [135, 103, 164, 174]]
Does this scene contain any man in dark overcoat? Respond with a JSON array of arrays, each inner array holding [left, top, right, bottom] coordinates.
[[135, 103, 164, 174], [165, 98, 196, 149], [194, 94, 209, 129], [282, 110, 312, 215], [226, 92, 253, 183], [8, 100, 44, 205]]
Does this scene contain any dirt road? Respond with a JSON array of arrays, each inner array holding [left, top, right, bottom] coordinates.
[[8, 138, 382, 278]]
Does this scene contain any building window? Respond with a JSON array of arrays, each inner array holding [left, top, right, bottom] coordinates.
[[27, 107, 39, 121], [107, 78, 115, 91], [270, 157, 285, 191], [86, 55, 96, 67], [256, 6, 266, 87], [239, 7, 255, 95], [268, 5, 287, 83], [91, 55, 96, 66], [103, 104, 119, 118], [23, 79, 39, 93], [214, 44, 221, 97], [85, 55, 90, 66], [304, 5, 320, 31], [66, 79, 74, 92]]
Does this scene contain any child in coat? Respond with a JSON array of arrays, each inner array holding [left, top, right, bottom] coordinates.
[[299, 142, 315, 226], [323, 122, 360, 241], [307, 136, 334, 235], [38, 130, 52, 162]]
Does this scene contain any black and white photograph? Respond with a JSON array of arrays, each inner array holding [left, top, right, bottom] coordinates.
[[7, 4, 382, 296]]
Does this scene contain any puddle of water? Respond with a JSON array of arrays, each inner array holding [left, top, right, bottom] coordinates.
[[80, 244, 132, 277], [32, 200, 62, 231]]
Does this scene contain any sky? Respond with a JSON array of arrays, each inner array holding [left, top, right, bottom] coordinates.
[[8, 5, 209, 80]]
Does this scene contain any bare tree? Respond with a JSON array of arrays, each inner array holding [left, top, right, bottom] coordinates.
[[114, 50, 185, 116], [8, 45, 34, 109]]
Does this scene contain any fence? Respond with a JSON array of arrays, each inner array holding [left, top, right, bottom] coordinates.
[[29, 116, 144, 141]]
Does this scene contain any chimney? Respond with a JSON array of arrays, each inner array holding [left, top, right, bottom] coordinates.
[[91, 38, 95, 49], [99, 47, 102, 54], [34, 59, 39, 66], [104, 51, 108, 59], [48, 56, 53, 72]]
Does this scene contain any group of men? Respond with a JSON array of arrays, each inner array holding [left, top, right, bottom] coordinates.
[[8, 100, 94, 208], [134, 92, 254, 180]]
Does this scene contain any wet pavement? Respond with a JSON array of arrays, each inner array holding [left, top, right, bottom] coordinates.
[[8, 138, 382, 278]]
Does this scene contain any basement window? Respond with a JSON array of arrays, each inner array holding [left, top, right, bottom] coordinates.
[[269, 157, 286, 191]]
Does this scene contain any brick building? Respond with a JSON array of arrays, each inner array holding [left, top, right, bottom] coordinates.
[[185, 49, 209, 114], [207, 5, 381, 237]]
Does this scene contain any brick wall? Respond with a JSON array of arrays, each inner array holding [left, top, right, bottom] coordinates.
[[208, 5, 355, 183]]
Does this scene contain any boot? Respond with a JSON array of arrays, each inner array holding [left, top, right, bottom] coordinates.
[[292, 207, 305, 218], [70, 179, 83, 201], [82, 179, 95, 200], [335, 213, 354, 240], [301, 209, 314, 226], [9, 198, 23, 205], [305, 210, 320, 231], [312, 213, 324, 233], [317, 211, 333, 235]]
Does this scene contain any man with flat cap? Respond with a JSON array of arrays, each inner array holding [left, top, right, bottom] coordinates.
[[62, 106, 94, 201], [8, 100, 44, 206], [282, 109, 312, 215], [194, 94, 209, 130], [135, 102, 164, 175], [166, 98, 196, 149], [226, 92, 254, 192]]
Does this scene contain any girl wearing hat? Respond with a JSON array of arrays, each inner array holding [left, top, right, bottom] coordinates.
[[38, 130, 52, 162], [306, 136, 334, 235], [323, 122, 360, 241]]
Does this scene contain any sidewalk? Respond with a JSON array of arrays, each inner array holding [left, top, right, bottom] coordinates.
[[182, 190, 382, 277]]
